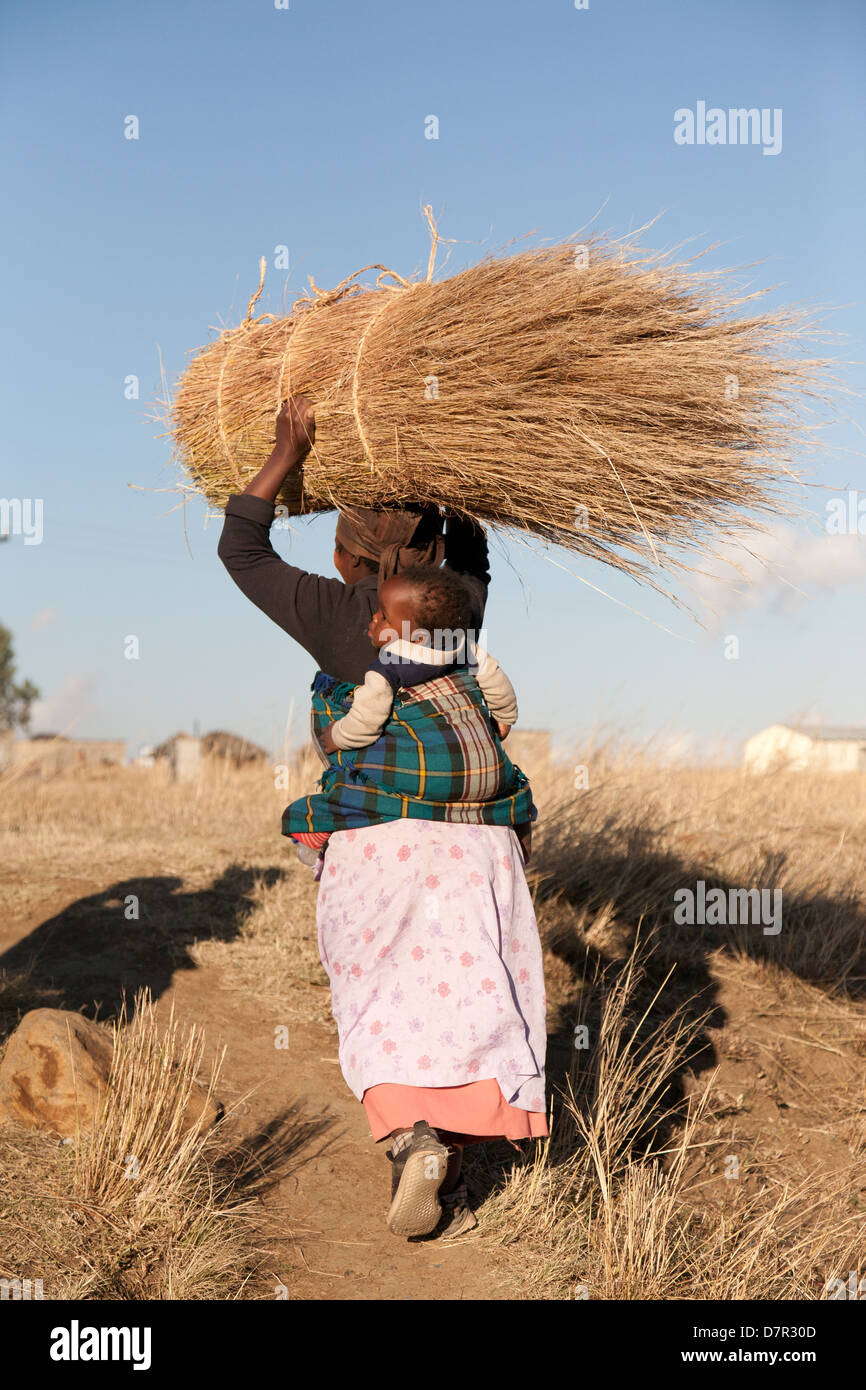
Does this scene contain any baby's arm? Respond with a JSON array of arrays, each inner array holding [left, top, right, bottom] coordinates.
[[327, 668, 395, 750], [472, 647, 519, 731]]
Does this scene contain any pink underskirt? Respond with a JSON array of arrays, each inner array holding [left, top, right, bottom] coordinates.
[[362, 1077, 549, 1147]]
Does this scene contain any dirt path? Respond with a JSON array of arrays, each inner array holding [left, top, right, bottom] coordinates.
[[164, 964, 518, 1300], [1, 879, 519, 1301]]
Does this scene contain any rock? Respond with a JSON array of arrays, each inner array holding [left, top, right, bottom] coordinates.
[[0, 1008, 222, 1139], [0, 1009, 113, 1135]]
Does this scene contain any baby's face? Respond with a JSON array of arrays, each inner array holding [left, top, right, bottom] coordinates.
[[368, 577, 427, 648]]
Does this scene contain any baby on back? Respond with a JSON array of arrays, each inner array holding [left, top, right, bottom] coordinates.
[[287, 564, 530, 864], [319, 565, 517, 754]]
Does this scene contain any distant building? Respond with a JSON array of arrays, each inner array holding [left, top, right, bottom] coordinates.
[[169, 735, 202, 784], [154, 730, 267, 767], [744, 724, 866, 773], [202, 730, 267, 766]]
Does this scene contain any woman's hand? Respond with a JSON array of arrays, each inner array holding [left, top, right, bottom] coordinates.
[[318, 723, 337, 754], [242, 396, 315, 503], [275, 396, 315, 462], [496, 720, 511, 741]]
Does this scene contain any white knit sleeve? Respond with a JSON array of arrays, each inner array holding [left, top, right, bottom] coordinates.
[[329, 669, 396, 749], [472, 646, 519, 725]]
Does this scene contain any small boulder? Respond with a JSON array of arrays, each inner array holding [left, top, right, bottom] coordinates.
[[0, 1008, 221, 1139], [0, 1009, 112, 1135]]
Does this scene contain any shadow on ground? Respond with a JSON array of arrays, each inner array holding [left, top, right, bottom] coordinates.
[[3, 825, 863, 1227], [466, 823, 866, 1205], [0, 864, 285, 1037], [216, 1105, 342, 1202]]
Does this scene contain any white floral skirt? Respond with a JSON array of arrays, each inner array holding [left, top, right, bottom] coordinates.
[[315, 818, 547, 1111]]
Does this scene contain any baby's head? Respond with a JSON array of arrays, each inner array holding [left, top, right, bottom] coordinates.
[[368, 566, 475, 651]]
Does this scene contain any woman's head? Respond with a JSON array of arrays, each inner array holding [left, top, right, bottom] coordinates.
[[333, 504, 446, 585], [368, 566, 475, 650], [333, 536, 377, 583]]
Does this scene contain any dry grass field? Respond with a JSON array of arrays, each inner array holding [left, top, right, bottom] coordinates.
[[0, 744, 863, 1300]]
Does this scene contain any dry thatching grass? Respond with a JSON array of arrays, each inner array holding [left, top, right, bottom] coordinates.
[[1, 744, 863, 1299], [168, 228, 829, 586], [0, 991, 255, 1300], [464, 747, 866, 1298], [471, 936, 864, 1300]]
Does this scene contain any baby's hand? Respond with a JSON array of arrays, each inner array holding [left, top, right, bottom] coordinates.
[[496, 720, 511, 741], [319, 723, 337, 754]]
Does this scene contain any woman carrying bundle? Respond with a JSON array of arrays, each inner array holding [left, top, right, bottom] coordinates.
[[218, 397, 548, 1240]]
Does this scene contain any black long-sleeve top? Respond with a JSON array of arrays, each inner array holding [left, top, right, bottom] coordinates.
[[217, 493, 491, 685]]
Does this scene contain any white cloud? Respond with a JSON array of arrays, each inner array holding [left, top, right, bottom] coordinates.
[[30, 673, 99, 734], [30, 607, 59, 632], [693, 524, 866, 622]]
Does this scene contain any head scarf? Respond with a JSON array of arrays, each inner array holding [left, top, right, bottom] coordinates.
[[335, 504, 446, 582]]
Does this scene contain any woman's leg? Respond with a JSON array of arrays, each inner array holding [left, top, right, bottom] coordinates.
[[442, 1143, 463, 1193]]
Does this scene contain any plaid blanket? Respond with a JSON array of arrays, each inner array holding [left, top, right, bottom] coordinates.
[[282, 670, 537, 836]]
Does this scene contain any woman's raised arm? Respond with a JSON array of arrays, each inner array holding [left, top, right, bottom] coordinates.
[[217, 399, 385, 683], [243, 397, 315, 503]]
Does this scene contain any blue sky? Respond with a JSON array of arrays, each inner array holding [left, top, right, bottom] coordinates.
[[2, 0, 864, 759]]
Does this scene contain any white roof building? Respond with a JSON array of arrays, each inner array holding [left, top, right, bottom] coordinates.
[[744, 724, 866, 773]]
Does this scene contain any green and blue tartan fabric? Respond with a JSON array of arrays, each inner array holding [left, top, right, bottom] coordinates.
[[282, 669, 537, 837]]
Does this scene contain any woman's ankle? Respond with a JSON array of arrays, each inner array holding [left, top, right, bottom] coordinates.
[[441, 1144, 464, 1193]]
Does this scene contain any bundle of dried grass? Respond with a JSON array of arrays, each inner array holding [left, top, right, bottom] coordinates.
[[169, 216, 827, 583]]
